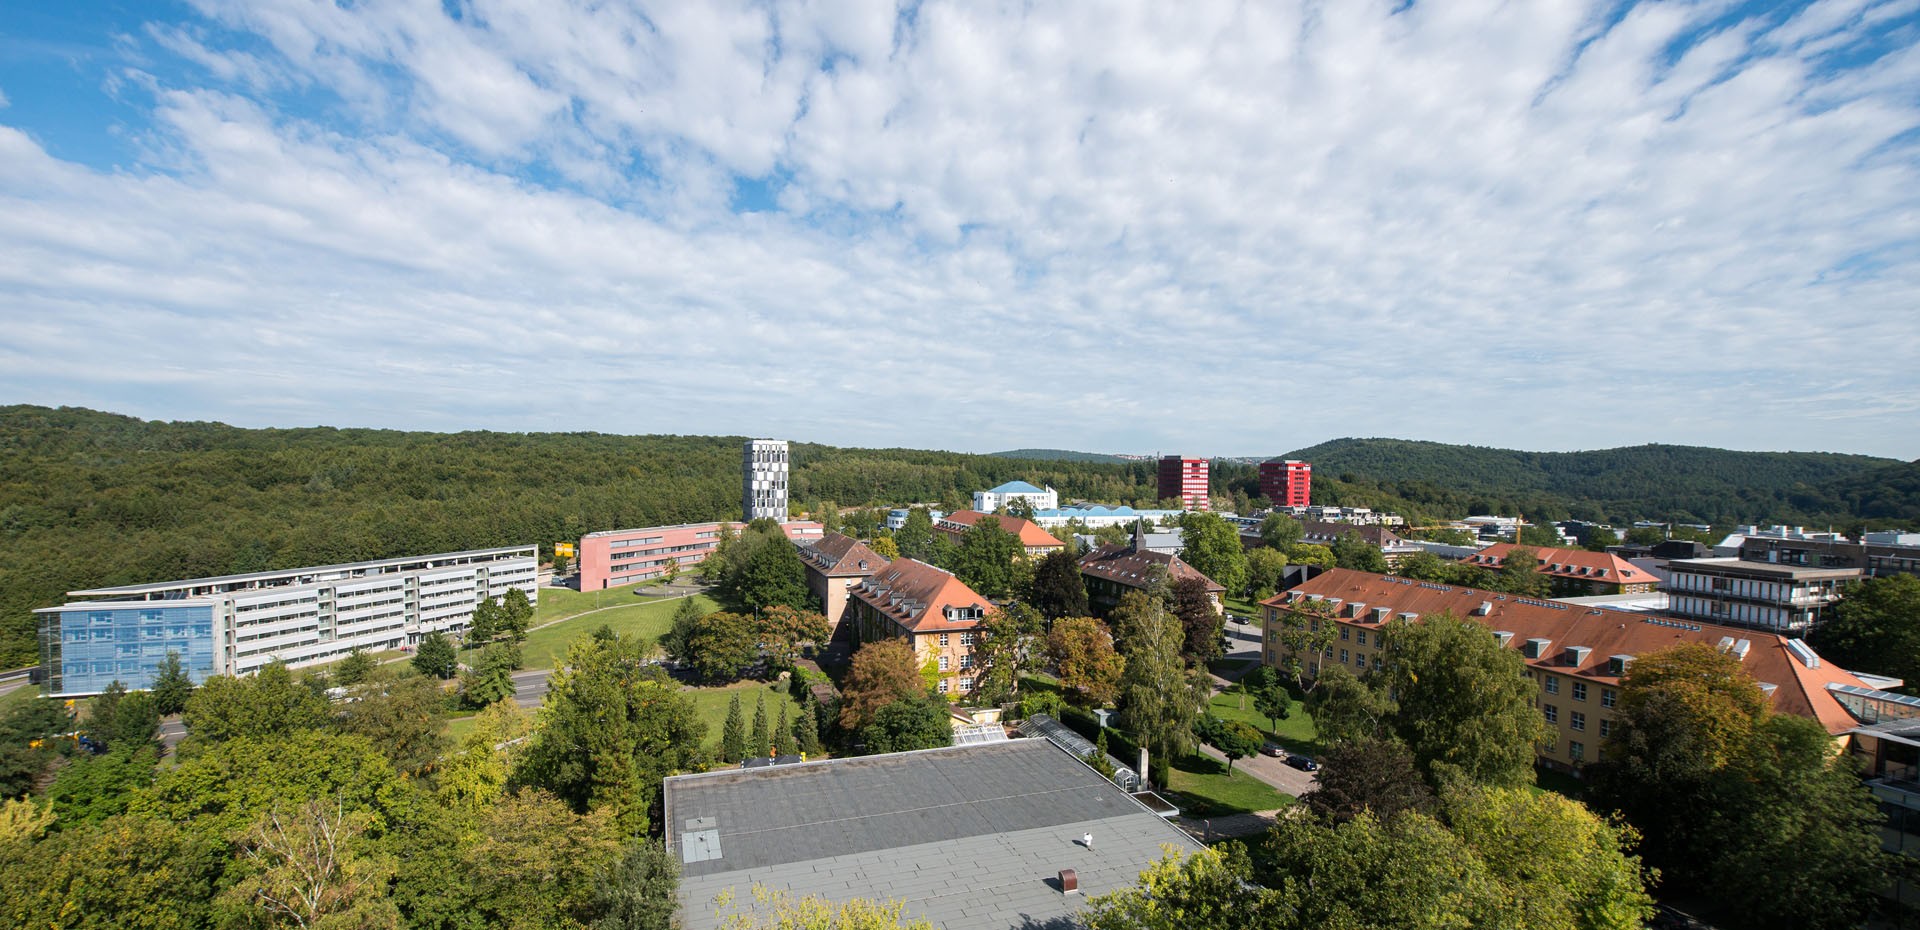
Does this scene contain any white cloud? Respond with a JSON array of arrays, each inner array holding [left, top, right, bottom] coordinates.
[[0, 0, 1916, 459]]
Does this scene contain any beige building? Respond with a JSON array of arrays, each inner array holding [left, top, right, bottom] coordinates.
[[1262, 568, 1880, 773], [846, 559, 989, 697], [796, 532, 890, 629]]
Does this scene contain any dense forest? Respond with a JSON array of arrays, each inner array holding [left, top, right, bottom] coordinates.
[[988, 448, 1130, 463], [1272, 438, 1920, 529], [5, 406, 1918, 667]]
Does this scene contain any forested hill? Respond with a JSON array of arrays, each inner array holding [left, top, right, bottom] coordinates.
[[1281, 438, 1916, 528], [989, 448, 1129, 463], [0, 406, 1160, 666]]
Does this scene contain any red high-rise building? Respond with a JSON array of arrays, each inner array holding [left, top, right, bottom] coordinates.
[[1259, 459, 1312, 507], [1157, 456, 1210, 511]]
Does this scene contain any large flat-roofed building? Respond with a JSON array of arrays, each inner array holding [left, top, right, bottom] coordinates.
[[577, 520, 825, 591], [743, 439, 790, 521], [1261, 568, 1883, 773], [35, 546, 538, 696], [1666, 558, 1862, 634], [1157, 455, 1209, 510], [1028, 504, 1180, 529], [1259, 459, 1312, 507], [1735, 529, 1920, 580], [664, 738, 1197, 930]]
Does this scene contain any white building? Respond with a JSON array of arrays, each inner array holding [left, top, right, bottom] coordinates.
[[1666, 558, 1862, 635], [36, 546, 539, 696], [885, 508, 946, 530], [972, 481, 1059, 514], [1029, 504, 1180, 529], [743, 439, 790, 521]]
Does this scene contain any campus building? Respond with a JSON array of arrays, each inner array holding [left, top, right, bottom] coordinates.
[[1259, 459, 1312, 507], [665, 738, 1197, 930], [1734, 528, 1920, 579], [35, 546, 539, 696], [933, 510, 1066, 558], [1157, 455, 1209, 510], [1079, 527, 1225, 616], [743, 439, 790, 521], [1027, 504, 1180, 530], [845, 559, 989, 697], [1260, 568, 1884, 773], [796, 531, 891, 628], [971, 480, 1059, 514], [576, 521, 824, 591], [1665, 558, 1862, 634], [1460, 543, 1661, 595]]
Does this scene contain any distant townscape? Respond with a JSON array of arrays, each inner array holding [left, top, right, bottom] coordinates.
[[3, 408, 1920, 929]]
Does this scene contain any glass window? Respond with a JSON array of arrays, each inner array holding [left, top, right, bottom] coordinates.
[[1570, 741, 1585, 762], [1340, 649, 1349, 663], [1572, 681, 1587, 702], [1571, 711, 1586, 732], [938, 655, 950, 671], [1340, 627, 1350, 641], [939, 633, 949, 646], [1544, 676, 1559, 694], [1356, 630, 1368, 646], [1544, 704, 1558, 724], [1599, 719, 1612, 738], [1601, 688, 1616, 708]]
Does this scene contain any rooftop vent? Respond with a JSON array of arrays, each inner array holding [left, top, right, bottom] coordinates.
[[1564, 645, 1592, 666], [1473, 601, 1494, 617], [1786, 638, 1821, 669], [1757, 682, 1779, 697], [1732, 639, 1752, 661], [1523, 637, 1553, 659], [1607, 654, 1634, 676]]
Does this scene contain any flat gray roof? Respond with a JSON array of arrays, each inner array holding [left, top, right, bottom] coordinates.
[[665, 738, 1196, 930], [1667, 558, 1862, 580], [67, 545, 536, 596]]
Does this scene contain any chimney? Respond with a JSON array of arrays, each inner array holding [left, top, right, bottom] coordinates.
[[1138, 746, 1150, 787]]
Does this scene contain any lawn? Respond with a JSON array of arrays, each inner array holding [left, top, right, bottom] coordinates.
[[516, 594, 717, 670], [446, 713, 480, 746], [683, 679, 809, 755], [1165, 752, 1293, 815], [1208, 691, 1321, 754], [0, 682, 46, 717], [532, 581, 672, 623], [1221, 594, 1262, 620]]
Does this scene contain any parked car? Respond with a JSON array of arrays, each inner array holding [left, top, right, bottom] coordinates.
[[1260, 743, 1285, 758], [1284, 753, 1319, 772]]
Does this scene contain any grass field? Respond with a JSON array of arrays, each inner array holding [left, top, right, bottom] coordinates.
[[1221, 595, 1262, 619], [1208, 691, 1321, 754], [532, 581, 673, 623], [446, 714, 480, 746], [1166, 752, 1293, 815], [683, 679, 808, 754], [516, 594, 718, 670]]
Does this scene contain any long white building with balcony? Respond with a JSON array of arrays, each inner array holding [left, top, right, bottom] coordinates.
[[35, 545, 538, 696], [1666, 557, 1861, 635]]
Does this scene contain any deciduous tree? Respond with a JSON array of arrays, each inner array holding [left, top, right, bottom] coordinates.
[[1375, 612, 1544, 788], [1046, 617, 1125, 707], [951, 515, 1022, 599], [858, 694, 954, 755], [1810, 574, 1920, 686], [838, 640, 925, 731], [1170, 575, 1224, 664], [182, 662, 331, 747], [1115, 592, 1206, 778], [151, 650, 195, 715], [1028, 548, 1090, 620], [1259, 512, 1305, 550], [339, 673, 451, 775], [1178, 511, 1247, 594], [970, 603, 1042, 704], [1244, 547, 1288, 600], [894, 507, 936, 562], [1302, 737, 1432, 823], [412, 632, 459, 680]]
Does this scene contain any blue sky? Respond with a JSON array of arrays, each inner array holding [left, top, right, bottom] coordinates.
[[1, 0, 1917, 459]]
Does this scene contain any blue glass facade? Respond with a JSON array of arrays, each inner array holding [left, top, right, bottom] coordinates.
[[42, 604, 217, 695]]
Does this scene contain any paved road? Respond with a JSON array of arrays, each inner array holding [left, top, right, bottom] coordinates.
[[0, 678, 28, 699], [159, 716, 187, 754], [511, 668, 553, 708]]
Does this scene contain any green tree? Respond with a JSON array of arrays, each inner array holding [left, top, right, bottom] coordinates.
[[894, 507, 936, 561], [1083, 844, 1266, 930], [774, 704, 796, 756], [659, 597, 707, 664], [1810, 574, 1920, 685], [469, 596, 503, 644], [1265, 597, 1337, 696], [0, 697, 75, 799], [721, 693, 747, 764], [1169, 575, 1223, 664], [151, 650, 194, 715], [1261, 811, 1502, 930], [858, 694, 954, 755], [757, 605, 831, 669], [1244, 546, 1288, 600], [334, 648, 379, 687], [1028, 548, 1090, 620], [339, 673, 451, 775], [1443, 784, 1656, 930], [1195, 715, 1261, 773], [684, 612, 762, 684], [1244, 665, 1292, 732], [1284, 542, 1335, 568], [1491, 545, 1552, 597], [0, 813, 225, 930], [136, 729, 410, 839], [793, 698, 822, 756], [501, 587, 535, 642], [1303, 663, 1395, 746], [460, 641, 521, 708], [867, 534, 900, 561], [714, 886, 935, 929], [1302, 737, 1433, 824], [1115, 592, 1205, 782], [456, 791, 624, 930], [182, 662, 331, 747], [1330, 533, 1390, 573], [971, 603, 1043, 704], [553, 553, 571, 576], [45, 744, 160, 827], [951, 515, 1022, 599], [436, 698, 533, 812], [1046, 616, 1126, 707], [838, 640, 926, 731], [1375, 612, 1545, 788], [212, 798, 402, 930], [1177, 511, 1247, 594], [412, 631, 459, 680], [513, 633, 706, 835], [1259, 512, 1305, 550], [721, 521, 814, 613], [590, 842, 680, 930], [1394, 550, 1448, 582], [750, 693, 771, 760]]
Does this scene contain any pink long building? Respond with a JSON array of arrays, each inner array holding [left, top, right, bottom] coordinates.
[[577, 520, 824, 591]]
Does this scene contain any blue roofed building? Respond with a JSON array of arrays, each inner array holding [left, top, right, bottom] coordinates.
[[972, 481, 1059, 514]]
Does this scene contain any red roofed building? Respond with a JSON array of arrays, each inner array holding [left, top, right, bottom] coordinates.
[[1463, 543, 1659, 595], [1079, 527, 1226, 617], [1261, 568, 1879, 773], [796, 532, 891, 629], [933, 510, 1066, 558], [847, 559, 990, 697]]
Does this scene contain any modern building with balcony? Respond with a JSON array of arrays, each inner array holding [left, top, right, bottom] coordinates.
[[1666, 558, 1862, 635], [35, 546, 538, 696]]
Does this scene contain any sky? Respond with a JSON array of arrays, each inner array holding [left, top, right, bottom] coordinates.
[[0, 0, 1916, 460]]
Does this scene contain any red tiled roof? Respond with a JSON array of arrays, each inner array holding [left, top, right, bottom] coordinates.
[[934, 510, 1065, 550], [1078, 544, 1225, 594], [1262, 568, 1869, 734], [848, 559, 989, 633], [797, 532, 890, 578], [1466, 543, 1652, 585]]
